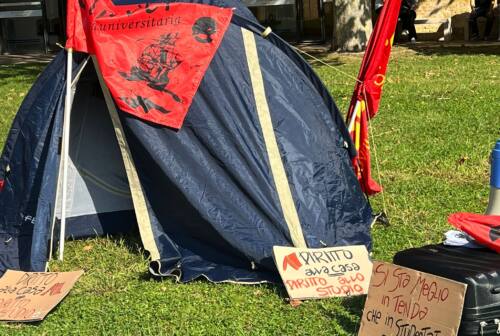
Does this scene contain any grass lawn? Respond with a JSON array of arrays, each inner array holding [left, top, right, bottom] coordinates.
[[0, 45, 498, 335]]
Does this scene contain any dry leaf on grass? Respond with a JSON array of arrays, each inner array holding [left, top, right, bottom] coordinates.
[[289, 299, 303, 307], [457, 156, 469, 165]]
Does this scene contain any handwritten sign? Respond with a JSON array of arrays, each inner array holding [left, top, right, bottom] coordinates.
[[358, 261, 467, 336], [0, 270, 84, 322], [273, 245, 373, 300]]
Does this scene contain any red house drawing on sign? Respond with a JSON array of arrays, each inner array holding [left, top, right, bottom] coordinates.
[[283, 253, 302, 271]]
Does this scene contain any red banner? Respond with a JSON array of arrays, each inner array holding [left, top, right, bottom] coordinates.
[[66, 0, 233, 129], [449, 212, 500, 253], [345, 0, 401, 195]]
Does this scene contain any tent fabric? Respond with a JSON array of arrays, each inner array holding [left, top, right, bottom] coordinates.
[[0, 52, 67, 273], [0, 0, 372, 282]]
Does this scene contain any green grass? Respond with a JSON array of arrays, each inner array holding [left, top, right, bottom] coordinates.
[[0, 45, 499, 335], [0, 63, 43, 145]]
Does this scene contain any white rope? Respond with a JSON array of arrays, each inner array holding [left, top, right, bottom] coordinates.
[[362, 87, 389, 218], [297, 45, 388, 219], [297, 46, 387, 216], [292, 46, 363, 84]]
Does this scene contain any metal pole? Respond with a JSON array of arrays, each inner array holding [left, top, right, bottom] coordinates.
[[331, 0, 337, 50], [295, 0, 304, 42], [318, 0, 326, 43], [59, 47, 73, 261]]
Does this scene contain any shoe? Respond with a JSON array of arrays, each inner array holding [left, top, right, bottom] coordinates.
[[410, 37, 416, 44], [470, 35, 480, 41]]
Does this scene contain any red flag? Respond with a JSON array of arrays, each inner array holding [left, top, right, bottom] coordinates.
[[66, 0, 233, 129], [345, 0, 401, 195], [448, 212, 500, 253]]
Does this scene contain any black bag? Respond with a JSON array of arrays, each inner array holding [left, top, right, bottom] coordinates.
[[393, 244, 500, 336]]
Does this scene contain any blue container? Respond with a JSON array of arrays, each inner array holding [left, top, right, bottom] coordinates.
[[491, 140, 500, 189]]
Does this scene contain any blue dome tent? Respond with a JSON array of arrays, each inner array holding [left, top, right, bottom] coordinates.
[[0, 0, 372, 283]]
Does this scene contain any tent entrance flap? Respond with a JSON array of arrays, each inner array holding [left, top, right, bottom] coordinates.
[[54, 60, 135, 242], [92, 56, 161, 262]]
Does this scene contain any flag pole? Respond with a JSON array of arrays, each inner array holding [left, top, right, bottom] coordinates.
[[59, 47, 73, 261], [347, 100, 361, 132]]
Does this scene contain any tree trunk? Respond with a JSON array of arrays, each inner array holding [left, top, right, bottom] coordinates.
[[332, 0, 373, 52]]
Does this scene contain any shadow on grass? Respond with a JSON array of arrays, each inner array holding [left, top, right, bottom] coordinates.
[[107, 230, 145, 256], [0, 63, 46, 83], [320, 296, 366, 334], [306, 56, 345, 68]]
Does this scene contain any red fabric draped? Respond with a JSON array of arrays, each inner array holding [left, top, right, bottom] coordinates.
[[449, 212, 500, 253], [66, 0, 233, 129], [345, 0, 401, 195]]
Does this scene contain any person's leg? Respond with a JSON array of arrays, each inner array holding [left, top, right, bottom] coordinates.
[[375, 7, 385, 23], [409, 10, 417, 40], [469, 10, 480, 39], [400, 11, 411, 41], [400, 12, 409, 31], [484, 12, 494, 39]]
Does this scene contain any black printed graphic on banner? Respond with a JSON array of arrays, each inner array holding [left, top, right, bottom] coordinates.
[[489, 226, 500, 242], [66, 0, 233, 128], [192, 17, 217, 43], [119, 33, 182, 105]]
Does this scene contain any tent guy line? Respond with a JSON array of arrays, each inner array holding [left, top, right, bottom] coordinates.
[[293, 47, 363, 84]]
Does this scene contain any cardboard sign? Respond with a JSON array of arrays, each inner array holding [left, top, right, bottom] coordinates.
[[273, 245, 373, 300], [0, 270, 84, 322], [358, 261, 467, 336]]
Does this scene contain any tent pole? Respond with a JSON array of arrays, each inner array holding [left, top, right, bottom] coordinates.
[[58, 48, 73, 261], [48, 54, 89, 266]]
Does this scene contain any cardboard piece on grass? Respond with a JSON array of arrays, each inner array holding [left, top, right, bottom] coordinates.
[[358, 261, 467, 336], [273, 245, 372, 300], [0, 270, 84, 322]]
